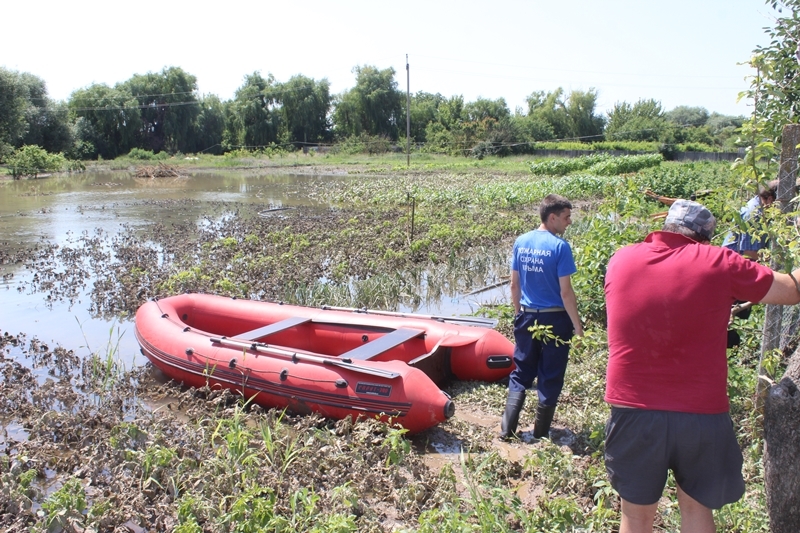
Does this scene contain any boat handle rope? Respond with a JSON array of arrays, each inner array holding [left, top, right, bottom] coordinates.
[[177, 346, 355, 386], [209, 337, 402, 380]]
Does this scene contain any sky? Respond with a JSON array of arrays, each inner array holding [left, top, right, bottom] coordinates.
[[1, 0, 778, 118]]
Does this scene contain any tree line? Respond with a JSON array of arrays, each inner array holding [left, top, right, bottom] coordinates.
[[0, 64, 746, 162]]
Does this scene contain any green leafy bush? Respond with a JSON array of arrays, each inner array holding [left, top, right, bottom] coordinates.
[[66, 159, 86, 172], [633, 161, 735, 199], [676, 142, 718, 153], [0, 142, 14, 163], [331, 133, 393, 155], [7, 145, 66, 178], [223, 148, 253, 159], [570, 194, 656, 324], [330, 135, 365, 155], [261, 143, 291, 158], [127, 148, 169, 161], [470, 141, 496, 160]]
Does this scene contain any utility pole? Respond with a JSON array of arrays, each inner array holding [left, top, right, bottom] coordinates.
[[406, 54, 410, 168]]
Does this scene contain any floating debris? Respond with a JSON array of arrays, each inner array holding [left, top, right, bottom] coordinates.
[[258, 206, 296, 216], [133, 163, 185, 179]]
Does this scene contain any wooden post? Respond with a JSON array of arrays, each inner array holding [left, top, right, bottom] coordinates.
[[406, 54, 411, 168], [759, 125, 800, 389], [763, 123, 800, 533]]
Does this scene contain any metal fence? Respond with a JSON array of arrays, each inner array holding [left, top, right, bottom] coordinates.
[[528, 149, 743, 162]]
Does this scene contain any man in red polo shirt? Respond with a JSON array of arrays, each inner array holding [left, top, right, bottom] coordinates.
[[604, 199, 800, 533]]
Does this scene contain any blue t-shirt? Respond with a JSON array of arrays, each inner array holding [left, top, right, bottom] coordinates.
[[511, 229, 577, 309], [722, 196, 767, 254]]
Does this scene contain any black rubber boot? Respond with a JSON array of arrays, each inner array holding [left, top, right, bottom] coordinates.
[[499, 390, 526, 440], [532, 404, 557, 439]]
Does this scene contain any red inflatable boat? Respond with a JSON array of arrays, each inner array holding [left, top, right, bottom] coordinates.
[[134, 293, 514, 433]]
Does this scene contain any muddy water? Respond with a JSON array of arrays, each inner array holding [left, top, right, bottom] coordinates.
[[0, 171, 320, 370], [0, 170, 510, 372], [0, 171, 532, 531]]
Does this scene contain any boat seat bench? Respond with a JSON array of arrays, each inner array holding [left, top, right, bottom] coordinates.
[[340, 327, 425, 361], [237, 316, 312, 341]]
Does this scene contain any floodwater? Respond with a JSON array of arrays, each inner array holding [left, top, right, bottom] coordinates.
[[0, 170, 510, 373]]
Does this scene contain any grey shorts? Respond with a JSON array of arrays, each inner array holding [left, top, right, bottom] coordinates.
[[604, 408, 745, 509]]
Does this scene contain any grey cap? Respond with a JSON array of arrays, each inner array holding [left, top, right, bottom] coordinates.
[[665, 199, 716, 240]]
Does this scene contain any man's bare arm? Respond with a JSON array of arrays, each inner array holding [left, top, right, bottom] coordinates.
[[760, 270, 800, 306]]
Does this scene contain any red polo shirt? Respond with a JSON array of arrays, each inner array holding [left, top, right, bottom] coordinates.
[[604, 231, 774, 413]]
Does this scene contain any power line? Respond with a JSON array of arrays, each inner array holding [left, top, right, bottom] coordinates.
[[411, 53, 748, 80], [70, 101, 202, 112], [26, 90, 199, 105], [26, 80, 331, 107], [67, 81, 330, 111], [412, 65, 747, 92]]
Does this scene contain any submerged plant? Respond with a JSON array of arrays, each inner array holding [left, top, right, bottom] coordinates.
[[40, 478, 87, 532], [76, 317, 128, 395]]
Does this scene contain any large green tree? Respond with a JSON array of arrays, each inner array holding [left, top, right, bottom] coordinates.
[[604, 98, 666, 142], [743, 0, 800, 144], [333, 65, 403, 140], [524, 87, 604, 142], [526, 88, 571, 140], [705, 112, 745, 149], [664, 105, 709, 127], [276, 75, 332, 145], [21, 100, 75, 155], [463, 97, 510, 123], [188, 95, 226, 155], [662, 106, 716, 146], [408, 92, 446, 142], [69, 84, 142, 159], [226, 72, 281, 149], [462, 97, 517, 155], [0, 68, 73, 158], [0, 68, 39, 156], [422, 95, 467, 154], [122, 67, 200, 153], [512, 107, 556, 144], [565, 89, 605, 141]]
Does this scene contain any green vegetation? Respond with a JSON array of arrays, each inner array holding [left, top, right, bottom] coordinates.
[[584, 153, 664, 175], [3, 153, 795, 531], [742, 0, 800, 145], [1, 54, 747, 167], [5, 1, 800, 526], [6, 145, 69, 178], [529, 153, 663, 176], [125, 148, 170, 161]]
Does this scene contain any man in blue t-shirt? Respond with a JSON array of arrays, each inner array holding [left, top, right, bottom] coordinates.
[[500, 193, 584, 440], [721, 180, 778, 343], [722, 180, 778, 260]]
